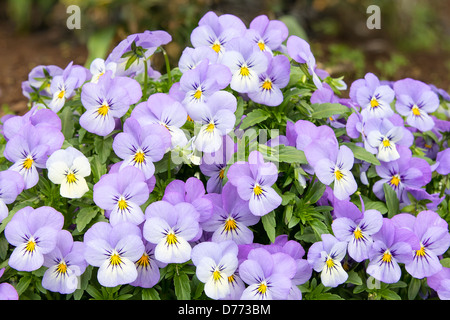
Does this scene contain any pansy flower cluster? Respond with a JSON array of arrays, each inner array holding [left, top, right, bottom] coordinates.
[[0, 11, 449, 301]]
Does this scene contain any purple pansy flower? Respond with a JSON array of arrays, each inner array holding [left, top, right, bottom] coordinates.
[[23, 64, 63, 99], [239, 247, 297, 300], [179, 58, 232, 117], [84, 221, 145, 287], [42, 230, 87, 294], [349, 72, 395, 119], [93, 166, 150, 226], [331, 198, 383, 262], [162, 177, 213, 224], [190, 11, 246, 56], [220, 37, 269, 94], [227, 150, 282, 217], [435, 148, 450, 175], [89, 57, 117, 83], [80, 71, 142, 136], [247, 54, 290, 106], [5, 206, 64, 272], [305, 143, 357, 200], [4, 124, 64, 189], [394, 78, 440, 132], [373, 146, 432, 203], [202, 183, 260, 244], [245, 15, 289, 53], [49, 61, 89, 112], [191, 240, 239, 300], [366, 218, 413, 284], [143, 200, 201, 264], [130, 93, 188, 148], [307, 233, 348, 287], [427, 267, 450, 300], [189, 90, 237, 153], [392, 211, 450, 279], [0, 170, 24, 223], [286, 35, 322, 89], [112, 118, 171, 179]]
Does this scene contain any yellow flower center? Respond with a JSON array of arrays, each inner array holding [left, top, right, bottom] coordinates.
[[136, 253, 150, 269], [187, 115, 194, 122], [134, 151, 145, 164], [257, 282, 267, 295], [66, 172, 77, 184], [257, 41, 265, 51], [219, 168, 225, 179], [390, 174, 401, 187], [415, 246, 426, 257], [22, 157, 34, 170], [58, 90, 65, 99], [212, 42, 221, 53], [382, 250, 392, 263], [326, 257, 335, 269], [206, 122, 215, 133], [56, 261, 68, 275], [354, 227, 364, 240], [213, 270, 222, 282], [412, 105, 421, 116], [118, 198, 128, 211], [382, 138, 391, 148], [25, 239, 36, 253], [228, 274, 235, 283], [166, 232, 179, 246], [424, 143, 432, 149], [334, 169, 344, 181], [109, 252, 122, 266], [193, 89, 202, 100], [370, 97, 379, 108], [240, 66, 250, 77], [253, 184, 263, 196], [262, 79, 272, 91], [97, 103, 110, 117], [224, 217, 238, 233]]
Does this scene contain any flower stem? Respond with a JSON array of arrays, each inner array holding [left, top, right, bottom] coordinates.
[[161, 47, 172, 88], [143, 58, 149, 100]]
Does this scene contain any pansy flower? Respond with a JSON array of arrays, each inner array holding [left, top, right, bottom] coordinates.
[[190, 11, 246, 56], [130, 239, 167, 288], [366, 218, 413, 284], [239, 247, 297, 300], [394, 78, 440, 132], [42, 230, 87, 294], [84, 221, 145, 287], [5, 206, 64, 272], [331, 198, 383, 262], [220, 37, 269, 94], [0, 170, 24, 223], [349, 72, 395, 119], [112, 118, 171, 179], [191, 240, 239, 300], [46, 147, 91, 199], [245, 15, 289, 53], [202, 183, 260, 244], [307, 234, 348, 287], [80, 71, 142, 136], [247, 54, 290, 107], [178, 46, 218, 73], [93, 166, 149, 226], [130, 92, 188, 148], [227, 150, 282, 217], [89, 58, 117, 83], [143, 200, 201, 264]]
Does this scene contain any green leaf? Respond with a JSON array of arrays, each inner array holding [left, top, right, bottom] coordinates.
[[261, 211, 276, 243], [174, 272, 191, 300], [408, 277, 421, 300], [310, 103, 350, 119], [309, 219, 329, 240], [341, 142, 380, 166], [60, 106, 75, 140], [94, 136, 113, 164], [304, 180, 326, 205], [345, 270, 363, 286], [380, 289, 401, 300], [75, 207, 100, 232], [142, 288, 161, 300], [440, 258, 450, 268], [16, 276, 32, 296], [383, 184, 399, 218], [277, 145, 308, 164], [239, 109, 270, 130]]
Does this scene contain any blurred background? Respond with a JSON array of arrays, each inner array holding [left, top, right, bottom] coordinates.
[[1, 0, 449, 116]]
